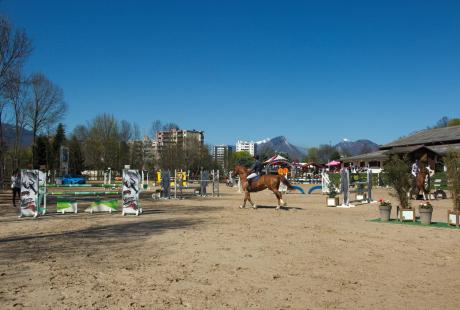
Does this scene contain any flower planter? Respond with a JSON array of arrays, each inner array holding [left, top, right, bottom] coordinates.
[[447, 210, 460, 227], [418, 206, 433, 225], [379, 204, 392, 222], [327, 197, 339, 207]]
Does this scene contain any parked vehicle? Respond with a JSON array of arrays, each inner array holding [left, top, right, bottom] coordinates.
[[62, 174, 86, 185]]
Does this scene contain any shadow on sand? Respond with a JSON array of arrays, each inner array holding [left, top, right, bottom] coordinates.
[[0, 217, 205, 263], [0, 203, 223, 223], [241, 205, 304, 211]]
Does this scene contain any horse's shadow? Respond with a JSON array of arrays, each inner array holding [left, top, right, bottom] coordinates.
[[249, 205, 303, 211]]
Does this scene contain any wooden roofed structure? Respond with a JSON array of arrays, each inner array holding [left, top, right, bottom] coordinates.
[[343, 125, 460, 170]]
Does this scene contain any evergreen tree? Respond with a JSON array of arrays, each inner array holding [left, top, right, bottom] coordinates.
[[34, 135, 50, 168], [68, 135, 84, 174], [52, 123, 66, 170], [303, 147, 319, 163]]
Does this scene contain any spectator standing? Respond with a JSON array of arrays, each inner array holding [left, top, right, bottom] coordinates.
[[11, 169, 21, 208]]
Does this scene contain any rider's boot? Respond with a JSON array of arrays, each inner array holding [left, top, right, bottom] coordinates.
[[246, 180, 251, 192]]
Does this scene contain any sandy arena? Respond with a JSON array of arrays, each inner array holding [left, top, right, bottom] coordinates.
[[1, 185, 460, 309]]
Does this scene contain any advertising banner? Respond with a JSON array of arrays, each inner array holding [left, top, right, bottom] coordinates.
[[122, 169, 141, 215], [57, 197, 78, 214], [20, 170, 40, 217], [85, 199, 118, 213]]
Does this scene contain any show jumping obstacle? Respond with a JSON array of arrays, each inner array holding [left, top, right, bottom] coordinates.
[[18, 169, 142, 218]]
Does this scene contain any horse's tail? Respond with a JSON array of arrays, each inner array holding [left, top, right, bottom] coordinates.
[[281, 175, 305, 194]]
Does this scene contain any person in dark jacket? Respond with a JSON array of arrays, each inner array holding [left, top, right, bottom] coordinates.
[[246, 155, 263, 191], [11, 169, 21, 208]]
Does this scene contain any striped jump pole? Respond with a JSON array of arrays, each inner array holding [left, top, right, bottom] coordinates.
[[47, 184, 119, 188], [48, 191, 121, 196]]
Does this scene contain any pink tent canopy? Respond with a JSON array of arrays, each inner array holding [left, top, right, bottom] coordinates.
[[264, 154, 289, 164], [326, 160, 341, 167]]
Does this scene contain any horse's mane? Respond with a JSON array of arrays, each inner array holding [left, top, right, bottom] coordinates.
[[234, 165, 250, 175]]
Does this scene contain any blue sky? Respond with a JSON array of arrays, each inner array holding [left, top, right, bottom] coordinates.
[[2, 0, 460, 147]]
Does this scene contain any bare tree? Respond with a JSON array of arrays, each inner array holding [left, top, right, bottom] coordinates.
[[0, 16, 32, 186], [83, 114, 120, 170], [119, 120, 133, 142], [150, 120, 162, 138], [3, 72, 29, 169], [163, 122, 180, 131], [26, 73, 67, 167], [72, 125, 88, 142], [0, 15, 32, 93], [0, 98, 8, 187], [132, 122, 141, 140]]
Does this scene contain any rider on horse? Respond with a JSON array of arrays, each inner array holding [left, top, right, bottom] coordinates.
[[246, 155, 263, 192], [410, 159, 419, 196]]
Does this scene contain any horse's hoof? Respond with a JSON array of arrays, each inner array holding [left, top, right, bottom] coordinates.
[[239, 205, 244, 209], [276, 206, 280, 210], [253, 205, 257, 209]]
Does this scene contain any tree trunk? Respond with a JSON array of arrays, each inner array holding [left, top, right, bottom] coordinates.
[[32, 126, 37, 169], [0, 109, 4, 189], [32, 107, 38, 169], [13, 116, 23, 170]]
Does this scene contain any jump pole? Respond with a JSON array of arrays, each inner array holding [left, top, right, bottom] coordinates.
[[337, 167, 354, 208], [146, 171, 149, 189], [141, 170, 144, 189], [48, 191, 121, 196], [216, 170, 220, 197], [366, 168, 375, 203], [174, 169, 177, 199], [211, 170, 214, 197]]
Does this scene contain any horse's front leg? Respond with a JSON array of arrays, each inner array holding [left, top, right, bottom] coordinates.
[[241, 191, 255, 208], [409, 186, 415, 200], [273, 189, 285, 210], [247, 193, 257, 209], [240, 191, 249, 208], [423, 190, 430, 201]]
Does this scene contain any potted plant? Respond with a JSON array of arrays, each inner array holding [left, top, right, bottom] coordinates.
[[444, 149, 460, 226], [418, 201, 433, 225], [383, 156, 414, 221], [378, 199, 392, 221], [326, 181, 339, 207]]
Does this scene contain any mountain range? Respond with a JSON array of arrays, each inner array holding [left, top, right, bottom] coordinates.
[[256, 136, 306, 161], [255, 136, 379, 161], [334, 139, 380, 157]]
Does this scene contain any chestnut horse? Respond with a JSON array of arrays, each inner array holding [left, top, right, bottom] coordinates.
[[412, 162, 432, 200], [233, 165, 304, 210]]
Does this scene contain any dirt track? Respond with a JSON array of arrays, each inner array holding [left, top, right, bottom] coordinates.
[[1, 185, 460, 309]]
